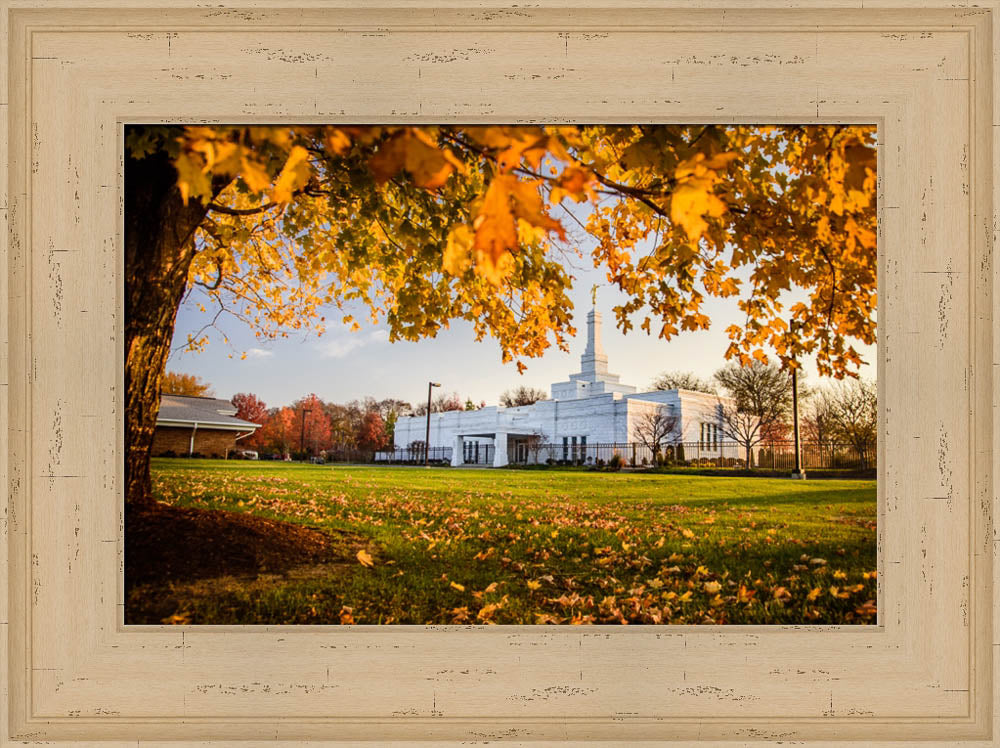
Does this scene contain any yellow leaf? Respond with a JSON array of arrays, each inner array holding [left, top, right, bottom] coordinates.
[[443, 225, 473, 276], [526, 580, 542, 591], [272, 145, 312, 203], [240, 154, 272, 193], [670, 152, 735, 241], [450, 581, 465, 592], [681, 528, 695, 539], [356, 549, 374, 567], [472, 175, 519, 284], [174, 151, 212, 206], [369, 129, 461, 189], [703, 580, 721, 595]]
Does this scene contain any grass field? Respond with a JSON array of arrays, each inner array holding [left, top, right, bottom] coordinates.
[[129, 458, 877, 626]]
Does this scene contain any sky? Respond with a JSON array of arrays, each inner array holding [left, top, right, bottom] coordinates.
[[166, 202, 877, 410]]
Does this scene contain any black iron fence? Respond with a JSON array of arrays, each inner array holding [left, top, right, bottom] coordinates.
[[372, 446, 453, 465], [363, 440, 873, 470], [531, 440, 873, 470]]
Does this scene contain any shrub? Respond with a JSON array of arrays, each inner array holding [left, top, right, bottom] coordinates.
[[675, 443, 685, 462], [596, 458, 606, 468], [608, 452, 624, 471], [161, 449, 177, 458]]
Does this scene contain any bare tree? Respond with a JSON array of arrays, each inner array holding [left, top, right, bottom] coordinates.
[[631, 406, 680, 461], [651, 370, 716, 394], [802, 388, 838, 452], [714, 361, 793, 469], [500, 385, 549, 407], [412, 391, 467, 415], [523, 430, 550, 464], [827, 378, 877, 468]]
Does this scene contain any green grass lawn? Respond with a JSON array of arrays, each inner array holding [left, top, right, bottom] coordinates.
[[132, 458, 877, 626]]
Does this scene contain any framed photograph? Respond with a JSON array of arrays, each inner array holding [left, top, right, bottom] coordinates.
[[2, 1, 996, 745]]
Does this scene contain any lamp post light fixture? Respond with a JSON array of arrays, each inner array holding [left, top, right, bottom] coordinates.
[[425, 381, 441, 467]]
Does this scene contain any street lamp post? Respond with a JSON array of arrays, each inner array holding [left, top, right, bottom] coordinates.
[[791, 367, 805, 479], [425, 381, 441, 467], [300, 408, 312, 459], [787, 317, 806, 480]]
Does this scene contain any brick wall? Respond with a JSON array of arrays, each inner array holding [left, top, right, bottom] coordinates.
[[152, 426, 251, 458]]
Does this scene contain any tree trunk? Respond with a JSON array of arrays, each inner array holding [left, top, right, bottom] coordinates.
[[745, 444, 752, 470], [124, 151, 212, 509]]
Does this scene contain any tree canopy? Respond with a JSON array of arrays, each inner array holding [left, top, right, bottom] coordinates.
[[161, 371, 213, 397], [500, 385, 550, 407], [651, 370, 717, 394], [130, 123, 875, 378]]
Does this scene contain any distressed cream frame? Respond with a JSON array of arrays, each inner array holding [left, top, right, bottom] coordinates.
[[1, 1, 997, 745]]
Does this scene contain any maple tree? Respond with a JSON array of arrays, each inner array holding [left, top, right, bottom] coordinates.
[[292, 394, 333, 454], [258, 407, 296, 456], [125, 124, 875, 507], [161, 371, 214, 397], [356, 410, 389, 452], [231, 392, 268, 449]]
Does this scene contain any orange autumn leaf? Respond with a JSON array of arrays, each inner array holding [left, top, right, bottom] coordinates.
[[271, 145, 312, 203]]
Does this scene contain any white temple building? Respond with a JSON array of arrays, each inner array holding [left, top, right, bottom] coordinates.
[[391, 308, 729, 467]]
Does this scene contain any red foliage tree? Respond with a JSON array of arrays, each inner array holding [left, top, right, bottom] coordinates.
[[231, 392, 268, 449], [356, 410, 388, 452], [292, 394, 333, 454], [258, 407, 296, 456]]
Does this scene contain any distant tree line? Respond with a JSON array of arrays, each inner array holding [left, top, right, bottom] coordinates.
[[202, 384, 480, 458]]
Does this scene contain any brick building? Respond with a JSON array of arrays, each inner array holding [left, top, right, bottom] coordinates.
[[152, 394, 261, 458]]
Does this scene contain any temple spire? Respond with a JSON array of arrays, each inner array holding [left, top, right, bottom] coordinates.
[[580, 307, 609, 378]]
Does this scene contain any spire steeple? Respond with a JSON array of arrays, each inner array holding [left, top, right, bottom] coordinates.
[[579, 307, 609, 378], [549, 302, 637, 400]]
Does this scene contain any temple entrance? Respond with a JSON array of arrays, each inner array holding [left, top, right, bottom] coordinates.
[[462, 441, 494, 465]]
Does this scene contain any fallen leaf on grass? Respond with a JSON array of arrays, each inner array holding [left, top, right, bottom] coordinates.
[[356, 549, 374, 567]]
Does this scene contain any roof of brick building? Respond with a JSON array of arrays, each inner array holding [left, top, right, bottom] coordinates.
[[157, 394, 260, 429]]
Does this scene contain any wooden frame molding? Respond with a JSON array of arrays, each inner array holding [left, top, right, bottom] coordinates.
[[1, 2, 997, 745]]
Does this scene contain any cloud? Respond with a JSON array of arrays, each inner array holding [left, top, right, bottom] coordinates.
[[316, 329, 390, 359], [245, 347, 274, 359]]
